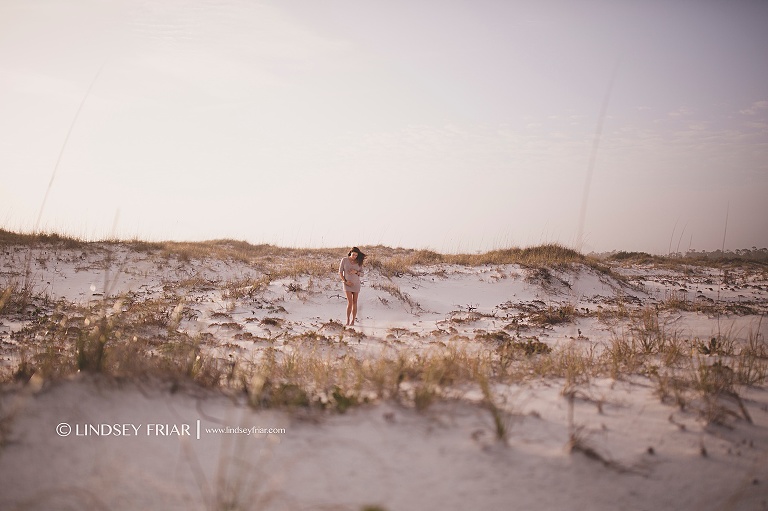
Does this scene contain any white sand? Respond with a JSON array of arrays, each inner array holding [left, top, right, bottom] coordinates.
[[1, 244, 767, 510]]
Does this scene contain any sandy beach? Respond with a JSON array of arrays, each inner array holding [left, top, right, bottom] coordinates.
[[1, 238, 767, 510]]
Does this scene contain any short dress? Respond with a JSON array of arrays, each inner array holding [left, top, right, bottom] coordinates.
[[339, 257, 363, 293]]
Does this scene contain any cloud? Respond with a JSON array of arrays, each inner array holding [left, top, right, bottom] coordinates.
[[667, 107, 693, 118], [686, 122, 709, 131], [739, 100, 768, 115], [746, 121, 768, 130]]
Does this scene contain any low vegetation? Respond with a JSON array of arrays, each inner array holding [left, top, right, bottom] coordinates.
[[1, 228, 607, 274], [1, 229, 766, 442], [607, 248, 768, 267], [3, 284, 765, 432]]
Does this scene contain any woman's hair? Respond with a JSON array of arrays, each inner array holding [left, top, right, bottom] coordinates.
[[348, 246, 366, 265]]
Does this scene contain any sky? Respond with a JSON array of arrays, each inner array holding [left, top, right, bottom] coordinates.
[[1, 0, 766, 254]]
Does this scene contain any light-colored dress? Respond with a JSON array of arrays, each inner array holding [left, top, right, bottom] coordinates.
[[339, 257, 363, 293]]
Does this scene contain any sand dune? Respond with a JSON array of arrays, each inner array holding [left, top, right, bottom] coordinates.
[[1, 241, 767, 510]]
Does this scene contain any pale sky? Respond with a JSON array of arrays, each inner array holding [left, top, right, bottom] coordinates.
[[1, 0, 766, 254]]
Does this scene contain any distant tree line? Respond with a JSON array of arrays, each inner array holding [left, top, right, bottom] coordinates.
[[681, 247, 768, 263], [598, 247, 768, 264]]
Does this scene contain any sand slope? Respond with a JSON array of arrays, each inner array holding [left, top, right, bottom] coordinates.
[[1, 244, 767, 510]]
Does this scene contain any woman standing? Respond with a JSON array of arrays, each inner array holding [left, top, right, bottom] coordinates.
[[339, 247, 365, 326]]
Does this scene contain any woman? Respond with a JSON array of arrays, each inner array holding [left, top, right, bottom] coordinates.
[[339, 247, 365, 326]]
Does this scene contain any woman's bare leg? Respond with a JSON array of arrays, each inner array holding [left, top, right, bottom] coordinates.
[[350, 291, 359, 325], [345, 291, 354, 325]]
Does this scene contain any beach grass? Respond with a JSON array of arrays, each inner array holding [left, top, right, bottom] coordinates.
[[2, 228, 766, 429]]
